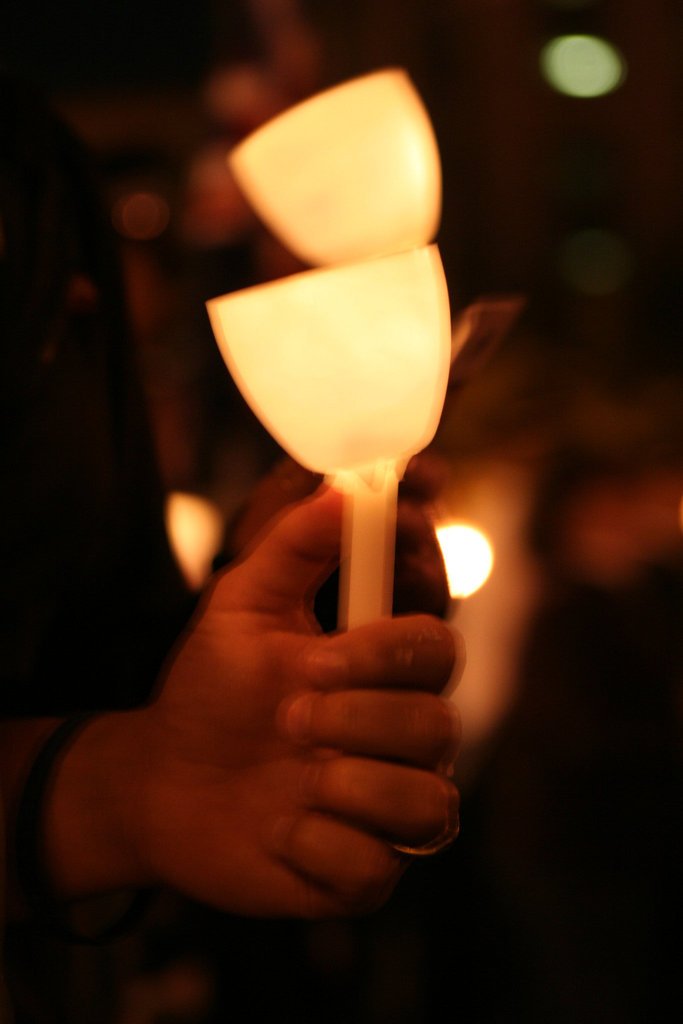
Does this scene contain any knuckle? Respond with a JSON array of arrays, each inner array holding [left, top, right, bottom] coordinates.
[[404, 695, 460, 763]]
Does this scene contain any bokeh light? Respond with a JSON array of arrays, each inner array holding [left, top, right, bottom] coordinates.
[[111, 190, 171, 241], [165, 492, 224, 591], [540, 34, 627, 98], [557, 227, 635, 295], [436, 522, 494, 599]]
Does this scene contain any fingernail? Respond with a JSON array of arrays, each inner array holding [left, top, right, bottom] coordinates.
[[284, 694, 314, 743]]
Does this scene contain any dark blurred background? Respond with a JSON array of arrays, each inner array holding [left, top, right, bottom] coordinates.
[[5, 0, 683, 492], [3, 2, 683, 1022]]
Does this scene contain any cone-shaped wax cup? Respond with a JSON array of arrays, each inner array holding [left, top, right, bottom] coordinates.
[[229, 69, 442, 266], [206, 245, 451, 477]]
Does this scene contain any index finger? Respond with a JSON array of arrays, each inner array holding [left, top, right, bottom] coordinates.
[[300, 614, 462, 695]]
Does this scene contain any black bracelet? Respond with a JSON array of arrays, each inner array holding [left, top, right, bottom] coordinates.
[[15, 713, 154, 944]]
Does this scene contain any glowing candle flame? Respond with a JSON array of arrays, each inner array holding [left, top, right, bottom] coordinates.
[[165, 492, 223, 591], [436, 522, 494, 598]]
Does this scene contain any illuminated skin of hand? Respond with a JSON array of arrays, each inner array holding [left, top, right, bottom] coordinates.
[[42, 487, 462, 918], [226, 452, 451, 620]]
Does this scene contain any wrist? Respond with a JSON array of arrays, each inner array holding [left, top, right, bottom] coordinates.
[[41, 709, 156, 900]]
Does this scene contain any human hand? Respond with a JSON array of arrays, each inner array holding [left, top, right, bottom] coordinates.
[[145, 486, 460, 916], [225, 451, 450, 621], [51, 487, 461, 919]]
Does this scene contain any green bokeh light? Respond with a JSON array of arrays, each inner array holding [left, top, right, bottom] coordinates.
[[558, 228, 635, 295], [540, 35, 627, 98]]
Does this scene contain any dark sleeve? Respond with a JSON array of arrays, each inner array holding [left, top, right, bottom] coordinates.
[[0, 77, 194, 715], [0, 307, 194, 715]]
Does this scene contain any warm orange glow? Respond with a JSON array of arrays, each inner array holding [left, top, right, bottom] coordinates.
[[165, 492, 224, 591], [436, 522, 494, 598], [207, 244, 450, 476], [229, 69, 441, 266], [208, 68, 448, 627]]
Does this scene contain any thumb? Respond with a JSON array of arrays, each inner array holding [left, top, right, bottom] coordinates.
[[218, 485, 343, 618]]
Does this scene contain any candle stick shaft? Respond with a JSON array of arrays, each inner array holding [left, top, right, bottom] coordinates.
[[336, 466, 399, 630]]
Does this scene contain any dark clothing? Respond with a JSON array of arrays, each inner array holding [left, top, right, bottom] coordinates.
[[0, 76, 192, 1023], [0, 76, 191, 717]]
